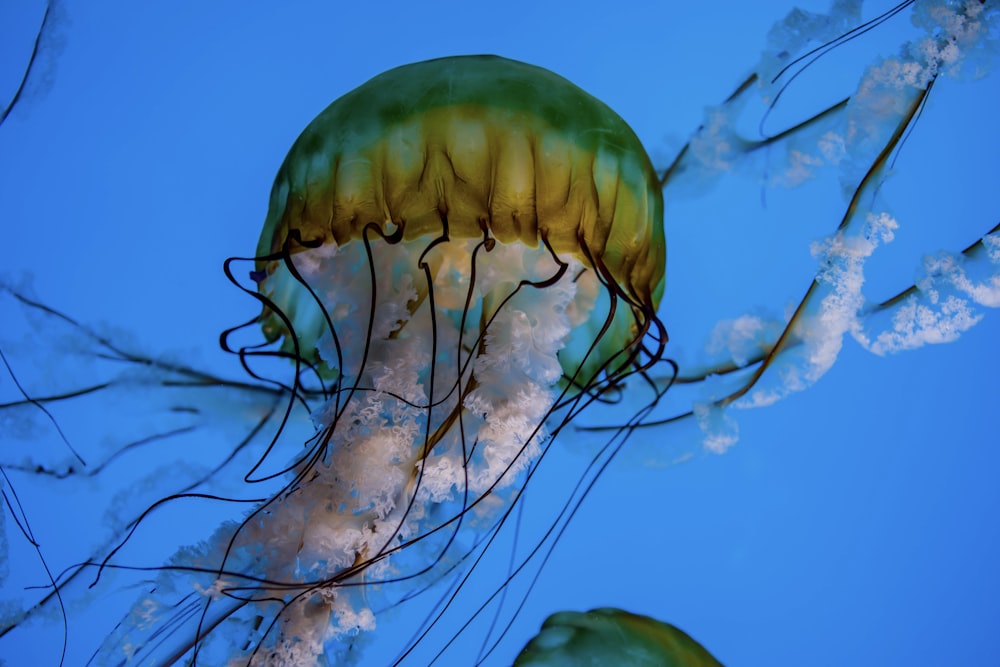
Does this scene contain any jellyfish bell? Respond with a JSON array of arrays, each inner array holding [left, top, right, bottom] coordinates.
[[107, 54, 669, 664], [514, 608, 723, 667], [254, 54, 666, 384]]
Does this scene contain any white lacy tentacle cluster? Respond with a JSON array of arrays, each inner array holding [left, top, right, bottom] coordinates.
[[241, 237, 585, 664]]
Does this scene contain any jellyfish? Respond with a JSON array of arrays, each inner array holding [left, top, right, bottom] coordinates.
[[2, 53, 669, 666], [181, 54, 667, 665], [514, 608, 722, 667], [0, 1, 998, 665]]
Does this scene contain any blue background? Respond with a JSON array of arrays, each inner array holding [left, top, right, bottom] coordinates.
[[1, 1, 998, 665]]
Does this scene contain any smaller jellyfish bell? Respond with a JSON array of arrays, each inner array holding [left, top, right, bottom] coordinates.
[[224, 55, 669, 662], [514, 608, 723, 667]]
